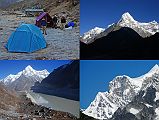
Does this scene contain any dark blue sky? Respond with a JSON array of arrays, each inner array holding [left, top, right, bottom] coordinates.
[[80, 60, 159, 109], [80, 0, 159, 34], [0, 60, 70, 79]]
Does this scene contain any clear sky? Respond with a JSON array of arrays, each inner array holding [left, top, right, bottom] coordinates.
[[0, 60, 70, 80], [80, 0, 159, 34], [80, 60, 159, 109]]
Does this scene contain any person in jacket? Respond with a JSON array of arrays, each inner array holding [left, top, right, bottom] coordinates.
[[52, 15, 58, 28], [61, 16, 66, 30], [41, 18, 47, 35]]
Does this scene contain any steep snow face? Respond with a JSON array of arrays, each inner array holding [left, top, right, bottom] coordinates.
[[22, 65, 49, 78], [118, 12, 159, 37], [81, 27, 105, 44], [83, 64, 159, 120], [2, 65, 49, 85], [83, 92, 118, 119]]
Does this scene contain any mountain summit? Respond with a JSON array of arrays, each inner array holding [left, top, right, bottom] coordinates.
[[119, 12, 136, 22], [118, 12, 159, 37], [81, 12, 159, 44], [1, 65, 49, 91], [83, 64, 159, 120]]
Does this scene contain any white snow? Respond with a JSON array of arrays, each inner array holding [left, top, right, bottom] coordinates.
[[81, 27, 105, 44], [155, 92, 159, 101], [83, 92, 118, 119], [81, 12, 159, 44], [155, 107, 159, 120], [145, 104, 153, 108], [1, 65, 49, 85], [121, 12, 136, 22], [129, 108, 140, 114], [118, 12, 159, 37], [83, 64, 159, 120], [128, 64, 159, 93]]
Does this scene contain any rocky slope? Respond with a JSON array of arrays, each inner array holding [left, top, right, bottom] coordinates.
[[83, 64, 159, 120], [0, 83, 77, 119], [5, 0, 80, 22], [0, 0, 21, 8], [81, 12, 159, 44], [0, 82, 20, 116], [1, 65, 49, 91], [31, 60, 79, 101]]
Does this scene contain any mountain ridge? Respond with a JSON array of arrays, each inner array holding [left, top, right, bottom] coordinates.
[[1, 65, 49, 91], [81, 12, 159, 44], [80, 26, 159, 59], [83, 64, 159, 120]]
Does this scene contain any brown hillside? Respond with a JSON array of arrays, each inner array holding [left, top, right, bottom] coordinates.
[[6, 0, 79, 22]]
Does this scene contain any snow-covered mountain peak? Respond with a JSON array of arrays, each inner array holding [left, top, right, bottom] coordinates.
[[81, 27, 105, 44], [81, 12, 159, 44], [21, 65, 49, 77], [1, 66, 50, 86], [83, 65, 159, 119], [118, 12, 159, 37], [22, 65, 37, 76], [148, 64, 159, 73], [25, 65, 34, 71], [121, 12, 135, 22]]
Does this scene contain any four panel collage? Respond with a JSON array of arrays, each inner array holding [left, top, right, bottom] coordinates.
[[0, 0, 159, 120]]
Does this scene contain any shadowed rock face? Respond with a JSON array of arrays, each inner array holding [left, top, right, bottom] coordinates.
[[110, 85, 158, 120], [31, 61, 79, 101], [81, 27, 159, 60], [79, 111, 97, 120]]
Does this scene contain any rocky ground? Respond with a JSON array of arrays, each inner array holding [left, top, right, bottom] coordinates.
[[0, 88, 77, 120], [0, 11, 79, 60]]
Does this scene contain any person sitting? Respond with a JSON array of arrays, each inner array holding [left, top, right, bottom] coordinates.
[[41, 18, 47, 35]]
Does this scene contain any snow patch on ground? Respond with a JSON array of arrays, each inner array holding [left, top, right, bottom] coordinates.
[[155, 92, 159, 101], [145, 104, 153, 108], [155, 107, 159, 120], [129, 108, 140, 114]]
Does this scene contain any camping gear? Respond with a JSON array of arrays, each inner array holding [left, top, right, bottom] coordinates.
[[36, 12, 53, 27], [67, 21, 75, 27], [65, 21, 75, 29], [6, 24, 46, 53]]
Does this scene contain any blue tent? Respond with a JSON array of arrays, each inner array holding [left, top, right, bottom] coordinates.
[[6, 24, 46, 53]]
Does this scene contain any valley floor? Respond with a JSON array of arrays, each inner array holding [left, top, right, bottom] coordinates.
[[0, 11, 79, 60], [0, 92, 77, 120], [27, 92, 80, 118]]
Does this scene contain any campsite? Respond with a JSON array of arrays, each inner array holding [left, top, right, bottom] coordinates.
[[0, 0, 79, 60]]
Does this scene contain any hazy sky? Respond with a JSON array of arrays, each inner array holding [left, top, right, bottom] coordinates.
[[80, 60, 159, 109], [80, 0, 159, 34], [0, 60, 70, 79]]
